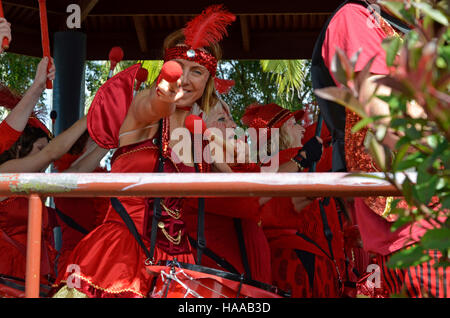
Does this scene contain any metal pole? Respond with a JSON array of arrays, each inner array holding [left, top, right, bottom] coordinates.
[[25, 194, 42, 298], [0, 172, 408, 198]]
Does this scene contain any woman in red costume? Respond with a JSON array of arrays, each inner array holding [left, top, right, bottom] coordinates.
[[0, 57, 55, 154], [241, 103, 348, 298], [182, 98, 273, 286], [0, 106, 92, 297], [52, 5, 236, 298]]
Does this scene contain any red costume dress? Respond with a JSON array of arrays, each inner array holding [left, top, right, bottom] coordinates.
[[240, 103, 348, 297], [321, 2, 449, 297], [53, 118, 197, 298], [52, 155, 110, 277], [183, 164, 272, 285], [260, 133, 347, 298], [0, 197, 56, 298]]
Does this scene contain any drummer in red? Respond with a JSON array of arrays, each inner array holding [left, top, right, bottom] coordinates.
[[241, 103, 348, 297], [183, 98, 273, 286], [52, 5, 237, 298], [0, 101, 92, 297]]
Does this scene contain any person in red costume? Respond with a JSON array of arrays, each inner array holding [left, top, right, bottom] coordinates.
[[182, 98, 273, 286], [241, 103, 350, 298], [313, 0, 448, 297], [0, 57, 55, 154], [52, 5, 237, 298], [0, 107, 96, 297], [51, 132, 109, 277]]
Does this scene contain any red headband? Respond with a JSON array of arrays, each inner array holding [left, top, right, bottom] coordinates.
[[164, 46, 217, 77]]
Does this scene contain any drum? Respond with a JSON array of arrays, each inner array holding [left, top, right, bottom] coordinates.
[[148, 261, 289, 298]]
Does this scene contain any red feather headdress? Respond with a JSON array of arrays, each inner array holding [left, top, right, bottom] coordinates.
[[183, 4, 235, 50], [163, 4, 235, 93]]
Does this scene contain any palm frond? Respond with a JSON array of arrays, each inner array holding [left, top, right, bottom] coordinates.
[[260, 59, 307, 105]]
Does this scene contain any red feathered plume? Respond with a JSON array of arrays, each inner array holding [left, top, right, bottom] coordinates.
[[184, 4, 236, 50]]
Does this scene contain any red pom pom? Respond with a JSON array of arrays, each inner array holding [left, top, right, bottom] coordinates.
[[184, 114, 206, 134], [109, 47, 124, 70], [136, 68, 149, 83], [109, 46, 124, 63], [160, 61, 183, 83]]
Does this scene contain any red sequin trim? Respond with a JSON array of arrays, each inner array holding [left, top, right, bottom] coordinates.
[[164, 46, 217, 77]]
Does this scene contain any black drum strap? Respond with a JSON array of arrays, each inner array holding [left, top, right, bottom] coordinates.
[[54, 207, 89, 235], [110, 197, 151, 260], [188, 236, 239, 274], [149, 119, 165, 264], [233, 218, 252, 280], [191, 134, 206, 265], [110, 119, 164, 264], [196, 197, 206, 264]]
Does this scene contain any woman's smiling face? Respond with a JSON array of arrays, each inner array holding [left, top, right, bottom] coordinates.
[[173, 59, 210, 107]]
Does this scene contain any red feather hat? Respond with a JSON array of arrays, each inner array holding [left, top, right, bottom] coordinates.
[[163, 4, 235, 94]]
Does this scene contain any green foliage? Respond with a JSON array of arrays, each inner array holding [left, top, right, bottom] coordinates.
[[0, 52, 45, 118], [316, 0, 449, 272], [218, 60, 314, 124]]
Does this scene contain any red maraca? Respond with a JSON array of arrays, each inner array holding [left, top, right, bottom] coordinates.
[[108, 46, 124, 79], [0, 0, 9, 50], [157, 61, 183, 84], [135, 67, 148, 92], [185, 114, 207, 135]]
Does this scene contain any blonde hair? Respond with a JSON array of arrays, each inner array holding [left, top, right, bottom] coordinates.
[[162, 29, 221, 115], [279, 122, 295, 151]]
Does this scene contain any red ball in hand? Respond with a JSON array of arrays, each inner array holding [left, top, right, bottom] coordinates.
[[160, 61, 183, 83], [184, 115, 206, 134]]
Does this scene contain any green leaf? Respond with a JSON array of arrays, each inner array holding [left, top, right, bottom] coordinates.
[[392, 143, 410, 171], [442, 196, 450, 209], [421, 228, 450, 251], [382, 36, 402, 67], [405, 126, 422, 140], [401, 178, 414, 205], [351, 115, 386, 133], [395, 151, 424, 171], [412, 2, 448, 26], [364, 131, 387, 171], [352, 117, 373, 133], [391, 118, 407, 129], [387, 245, 431, 269], [414, 175, 438, 204], [391, 213, 412, 232]]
